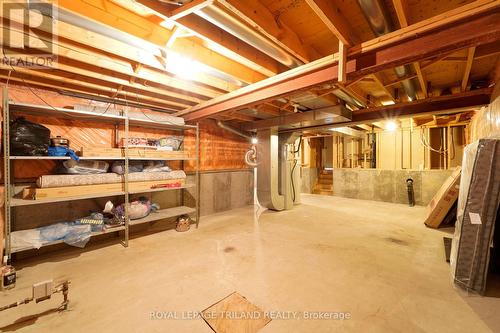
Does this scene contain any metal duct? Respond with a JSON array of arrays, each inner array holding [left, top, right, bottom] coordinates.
[[216, 120, 253, 140], [357, 0, 418, 101], [32, 4, 245, 87], [195, 5, 303, 68]]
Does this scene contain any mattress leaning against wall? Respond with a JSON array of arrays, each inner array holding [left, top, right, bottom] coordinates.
[[450, 138, 500, 294]]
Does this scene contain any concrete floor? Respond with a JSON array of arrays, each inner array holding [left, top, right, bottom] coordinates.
[[1, 194, 500, 332]]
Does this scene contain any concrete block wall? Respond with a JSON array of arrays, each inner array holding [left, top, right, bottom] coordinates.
[[331, 169, 453, 206], [301, 167, 319, 194], [185, 169, 254, 216]]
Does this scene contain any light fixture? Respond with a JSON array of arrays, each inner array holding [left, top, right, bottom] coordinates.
[[165, 53, 202, 80], [381, 100, 395, 106], [251, 137, 258, 144], [385, 120, 398, 131]]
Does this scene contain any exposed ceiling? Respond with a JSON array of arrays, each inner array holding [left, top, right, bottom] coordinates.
[[1, 0, 499, 130]]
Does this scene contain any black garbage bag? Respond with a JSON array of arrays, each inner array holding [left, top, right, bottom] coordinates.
[[10, 117, 50, 156]]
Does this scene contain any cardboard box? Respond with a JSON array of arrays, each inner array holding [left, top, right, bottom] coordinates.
[[424, 167, 461, 228]]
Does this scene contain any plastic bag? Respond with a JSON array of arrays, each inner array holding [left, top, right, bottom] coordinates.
[[38, 222, 91, 248], [10, 229, 43, 251], [62, 160, 109, 174], [48, 146, 79, 161], [63, 224, 91, 248], [111, 161, 144, 175], [158, 136, 183, 151], [10, 117, 50, 156], [114, 197, 156, 220], [39, 223, 70, 241]]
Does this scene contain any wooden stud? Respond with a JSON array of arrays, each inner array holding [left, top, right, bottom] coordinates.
[[338, 41, 347, 83], [461, 47, 476, 92], [371, 74, 395, 102], [305, 0, 357, 45], [168, 0, 213, 21], [56, 0, 267, 85], [392, 0, 410, 27], [216, 0, 310, 63], [414, 62, 428, 98]]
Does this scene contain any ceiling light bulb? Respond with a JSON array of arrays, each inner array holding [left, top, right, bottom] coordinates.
[[385, 121, 397, 131]]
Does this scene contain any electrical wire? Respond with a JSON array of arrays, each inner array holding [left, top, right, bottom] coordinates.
[[419, 127, 448, 154], [291, 135, 303, 203]]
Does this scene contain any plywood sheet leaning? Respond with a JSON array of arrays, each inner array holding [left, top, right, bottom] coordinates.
[[423, 167, 461, 228]]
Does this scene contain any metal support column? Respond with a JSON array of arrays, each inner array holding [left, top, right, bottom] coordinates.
[[2, 88, 11, 259], [123, 107, 129, 247], [195, 123, 200, 228]]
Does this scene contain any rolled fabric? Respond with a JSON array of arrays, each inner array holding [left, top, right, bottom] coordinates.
[[37, 170, 186, 188]]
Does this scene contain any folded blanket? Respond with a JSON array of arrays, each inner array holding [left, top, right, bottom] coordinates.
[[37, 170, 187, 188]]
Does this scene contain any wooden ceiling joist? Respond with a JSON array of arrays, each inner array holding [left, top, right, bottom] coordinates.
[[371, 74, 396, 102], [286, 88, 492, 133], [461, 47, 476, 91], [167, 0, 213, 21], [414, 62, 428, 98], [137, 0, 284, 77], [0, 29, 221, 107], [392, 0, 428, 99], [304, 0, 358, 45], [0, 71, 182, 112], [2, 13, 228, 99], [351, 88, 491, 122], [53, 0, 267, 85], [216, 0, 310, 63], [177, 9, 500, 121]]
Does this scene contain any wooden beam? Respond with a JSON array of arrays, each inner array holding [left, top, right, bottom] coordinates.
[[285, 88, 492, 132], [357, 124, 374, 131], [392, 0, 428, 100], [338, 41, 347, 82], [242, 105, 350, 131], [371, 74, 395, 102], [168, 0, 213, 21], [177, 10, 500, 121], [304, 0, 358, 45], [392, 0, 410, 27], [216, 0, 310, 63], [350, 0, 500, 56], [166, 25, 182, 48], [2, 11, 230, 97], [1, 24, 219, 102], [414, 62, 428, 98], [0, 71, 183, 112], [461, 47, 476, 91], [54, 0, 266, 85]]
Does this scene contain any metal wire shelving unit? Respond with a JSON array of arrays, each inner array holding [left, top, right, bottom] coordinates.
[[2, 88, 200, 259]]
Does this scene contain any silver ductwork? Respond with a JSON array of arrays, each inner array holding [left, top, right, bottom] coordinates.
[[257, 128, 301, 211], [357, 0, 418, 101], [216, 120, 253, 140], [195, 5, 303, 68], [33, 3, 245, 87]]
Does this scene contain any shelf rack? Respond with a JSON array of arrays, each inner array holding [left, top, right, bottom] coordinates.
[[2, 88, 200, 259]]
